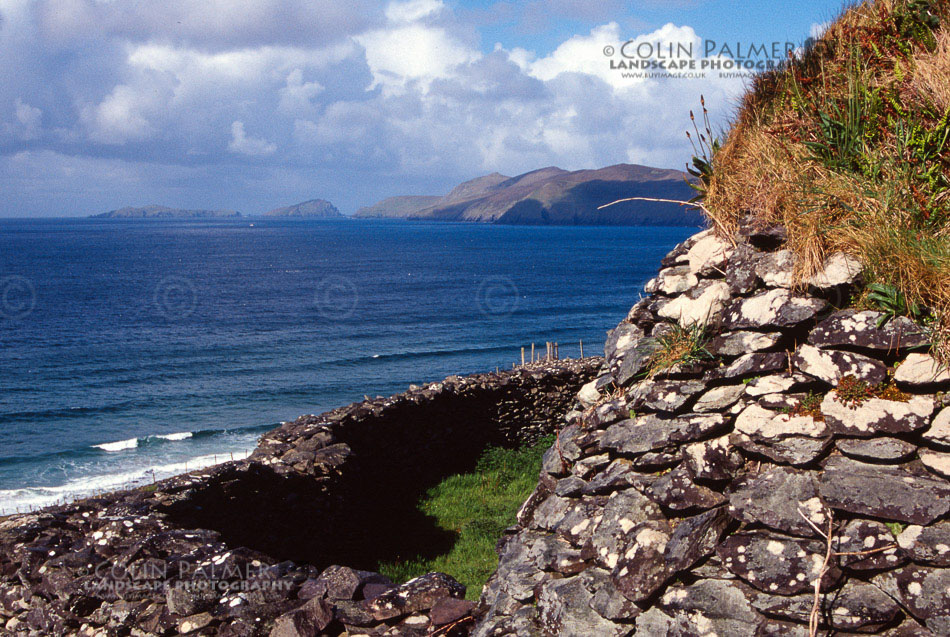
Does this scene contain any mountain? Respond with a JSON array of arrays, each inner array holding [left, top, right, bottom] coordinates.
[[93, 206, 242, 219], [264, 199, 342, 218], [352, 164, 701, 226], [352, 195, 442, 219]]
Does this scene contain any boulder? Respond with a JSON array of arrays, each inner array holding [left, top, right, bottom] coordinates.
[[364, 573, 465, 621], [706, 331, 782, 358], [717, 531, 840, 594], [687, 232, 734, 275], [898, 523, 950, 567], [807, 252, 863, 289], [836, 437, 918, 462], [657, 280, 731, 326], [755, 249, 796, 288]]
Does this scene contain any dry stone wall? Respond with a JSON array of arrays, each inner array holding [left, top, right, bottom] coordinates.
[[0, 359, 599, 636], [473, 223, 950, 636]]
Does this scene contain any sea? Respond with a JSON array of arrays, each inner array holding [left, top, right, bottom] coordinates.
[[0, 218, 698, 514]]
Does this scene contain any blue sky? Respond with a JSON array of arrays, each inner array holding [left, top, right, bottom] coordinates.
[[0, 0, 848, 217]]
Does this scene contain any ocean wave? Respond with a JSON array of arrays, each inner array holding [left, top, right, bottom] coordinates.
[[151, 432, 193, 442], [94, 438, 138, 452], [0, 450, 253, 515]]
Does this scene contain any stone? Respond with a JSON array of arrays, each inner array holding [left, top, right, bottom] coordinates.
[[599, 414, 728, 457], [693, 384, 746, 412], [732, 403, 831, 466], [655, 579, 763, 637], [726, 467, 826, 537], [664, 506, 730, 573], [707, 352, 788, 381], [718, 532, 841, 594], [707, 331, 782, 358], [894, 354, 950, 389], [721, 289, 827, 330], [571, 453, 610, 479], [683, 436, 744, 481], [645, 265, 699, 296], [178, 612, 214, 634], [752, 581, 901, 631], [610, 519, 673, 603], [547, 497, 607, 547], [919, 449, 950, 478], [755, 249, 797, 288], [837, 437, 918, 462], [429, 597, 475, 626], [166, 584, 216, 617], [923, 407, 950, 446], [687, 232, 734, 275], [588, 489, 664, 571], [604, 322, 645, 364], [587, 569, 642, 621], [577, 380, 600, 407], [657, 280, 731, 326], [724, 243, 762, 295], [528, 533, 586, 575], [808, 309, 929, 352], [739, 221, 787, 249], [837, 519, 905, 571], [270, 598, 332, 637], [819, 457, 950, 524], [627, 379, 706, 413], [554, 476, 588, 497], [536, 572, 630, 636], [614, 338, 661, 386], [642, 464, 727, 511], [582, 459, 654, 495], [364, 573, 465, 621], [820, 391, 934, 437], [793, 344, 887, 385], [807, 252, 863, 289], [898, 522, 950, 566], [743, 373, 813, 397], [872, 566, 950, 629], [314, 565, 393, 601]]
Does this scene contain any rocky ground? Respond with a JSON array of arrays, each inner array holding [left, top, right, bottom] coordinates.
[[473, 223, 950, 635]]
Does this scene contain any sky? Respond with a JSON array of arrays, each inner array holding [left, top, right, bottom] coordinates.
[[0, 0, 849, 217]]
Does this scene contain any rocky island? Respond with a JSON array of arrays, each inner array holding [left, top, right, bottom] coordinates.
[[353, 164, 700, 226], [263, 200, 343, 218], [92, 206, 242, 219]]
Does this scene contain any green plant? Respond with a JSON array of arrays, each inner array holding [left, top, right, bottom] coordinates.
[[686, 95, 721, 203], [835, 375, 875, 407], [646, 321, 713, 377], [885, 521, 907, 537], [867, 282, 926, 326]]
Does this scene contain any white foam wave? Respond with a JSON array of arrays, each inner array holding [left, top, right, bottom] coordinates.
[[154, 432, 193, 441], [94, 437, 139, 452], [0, 450, 252, 515]]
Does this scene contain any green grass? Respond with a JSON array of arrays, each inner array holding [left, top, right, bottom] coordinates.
[[376, 436, 553, 601]]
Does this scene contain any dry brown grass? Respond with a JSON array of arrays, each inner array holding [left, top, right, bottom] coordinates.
[[703, 0, 950, 357]]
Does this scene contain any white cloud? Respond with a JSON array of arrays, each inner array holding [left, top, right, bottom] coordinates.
[[228, 121, 276, 156], [14, 98, 42, 139], [385, 0, 444, 24]]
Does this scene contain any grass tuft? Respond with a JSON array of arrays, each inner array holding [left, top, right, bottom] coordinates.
[[376, 436, 553, 601], [703, 0, 950, 360], [646, 321, 713, 378]]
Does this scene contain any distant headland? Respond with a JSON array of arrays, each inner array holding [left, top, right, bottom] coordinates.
[[92, 206, 243, 219]]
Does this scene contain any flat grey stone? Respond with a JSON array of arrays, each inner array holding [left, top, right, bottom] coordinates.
[[821, 392, 934, 437], [721, 289, 827, 330], [751, 580, 900, 631], [706, 352, 788, 382], [627, 379, 706, 414], [599, 414, 728, 457], [807, 252, 863, 289], [683, 436, 744, 481], [920, 449, 950, 479], [923, 407, 950, 446], [657, 280, 731, 327], [837, 519, 905, 571], [644, 265, 698, 296], [732, 403, 831, 465], [898, 522, 950, 566], [793, 344, 887, 385], [755, 249, 796, 288], [895, 354, 950, 389], [641, 464, 726, 511], [610, 519, 672, 602], [686, 231, 733, 275], [819, 456, 950, 524], [655, 579, 762, 637], [536, 571, 631, 637], [837, 437, 918, 462], [588, 488, 664, 571], [726, 467, 825, 537], [707, 331, 783, 358], [693, 384, 746, 412], [808, 309, 929, 352], [872, 566, 950, 629], [717, 531, 840, 594], [724, 243, 762, 296]]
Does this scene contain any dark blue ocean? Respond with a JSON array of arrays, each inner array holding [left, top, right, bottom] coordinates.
[[0, 218, 697, 513]]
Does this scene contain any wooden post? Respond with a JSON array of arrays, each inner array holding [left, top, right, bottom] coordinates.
[[531, 343, 535, 363], [521, 347, 525, 366], [555, 342, 559, 360], [580, 340, 584, 358]]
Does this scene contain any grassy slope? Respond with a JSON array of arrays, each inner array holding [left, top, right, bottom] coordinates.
[[704, 0, 950, 354], [376, 437, 552, 601]]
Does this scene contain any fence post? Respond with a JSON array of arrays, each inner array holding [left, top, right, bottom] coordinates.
[[580, 340, 584, 358], [521, 347, 525, 366]]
